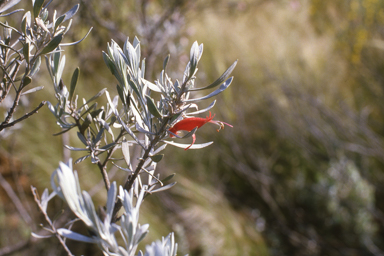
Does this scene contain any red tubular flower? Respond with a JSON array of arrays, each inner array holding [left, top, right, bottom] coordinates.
[[169, 112, 233, 150]]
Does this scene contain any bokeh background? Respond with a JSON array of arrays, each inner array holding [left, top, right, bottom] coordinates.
[[2, 0, 384, 255]]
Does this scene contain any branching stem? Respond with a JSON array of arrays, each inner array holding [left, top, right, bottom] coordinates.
[[31, 187, 73, 256]]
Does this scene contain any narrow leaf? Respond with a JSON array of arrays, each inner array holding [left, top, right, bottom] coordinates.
[[146, 96, 162, 118], [77, 132, 88, 145], [163, 140, 214, 149], [0, 8, 23, 17], [69, 67, 79, 102], [185, 77, 233, 103], [30, 56, 41, 77], [62, 4, 79, 22], [64, 145, 88, 151], [57, 228, 96, 243], [99, 142, 116, 151], [163, 54, 170, 70], [151, 182, 177, 193], [31, 232, 53, 239], [39, 34, 63, 55], [187, 100, 216, 115], [23, 42, 29, 63], [33, 0, 44, 18], [161, 173, 175, 183], [189, 60, 237, 91], [54, 14, 65, 31], [21, 86, 43, 96], [141, 78, 161, 93], [116, 84, 126, 105], [0, 0, 21, 14], [122, 140, 131, 167], [80, 113, 92, 134], [79, 88, 106, 109], [60, 27, 93, 47], [74, 155, 90, 164]]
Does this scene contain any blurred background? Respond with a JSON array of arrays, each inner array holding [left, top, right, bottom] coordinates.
[[2, 0, 384, 255]]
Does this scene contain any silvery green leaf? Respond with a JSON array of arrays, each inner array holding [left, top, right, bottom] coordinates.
[[65, 145, 88, 151], [23, 40, 30, 63], [142, 78, 161, 92], [33, 0, 44, 18], [135, 224, 149, 244], [162, 140, 213, 149], [31, 232, 53, 239], [127, 77, 142, 100], [57, 228, 96, 243], [99, 142, 116, 151], [190, 60, 237, 91], [144, 233, 178, 256], [97, 118, 115, 141], [0, 8, 22, 17], [123, 37, 137, 70], [133, 36, 140, 63], [103, 51, 120, 80], [62, 4, 79, 22], [189, 41, 199, 75], [184, 77, 233, 102], [187, 100, 216, 115], [122, 139, 132, 168], [106, 182, 117, 223], [39, 34, 63, 55], [21, 86, 43, 96], [116, 84, 126, 105], [80, 103, 96, 117], [46, 101, 56, 115], [74, 155, 90, 164], [136, 122, 154, 135], [112, 162, 132, 173], [40, 6, 48, 20], [60, 27, 92, 46], [40, 188, 56, 212], [77, 132, 88, 145], [150, 182, 176, 193], [0, 0, 20, 14], [21, 11, 31, 35], [79, 88, 106, 109], [93, 127, 104, 144], [30, 56, 41, 77], [54, 14, 65, 31], [106, 91, 145, 148], [146, 96, 162, 118], [163, 54, 170, 70]]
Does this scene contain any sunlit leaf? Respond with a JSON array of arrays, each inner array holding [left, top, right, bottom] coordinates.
[[189, 60, 237, 91], [21, 86, 43, 96], [39, 34, 63, 55], [163, 140, 213, 149], [0, 0, 21, 14], [185, 77, 233, 102], [57, 228, 96, 243]]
